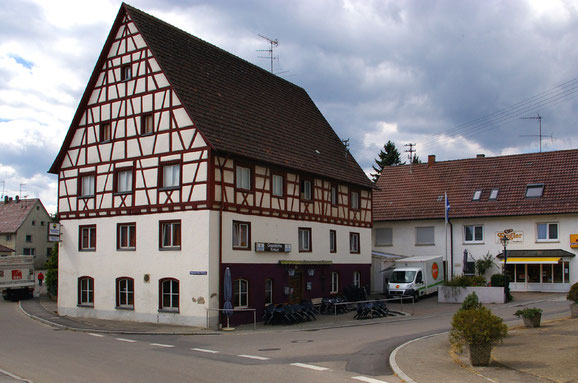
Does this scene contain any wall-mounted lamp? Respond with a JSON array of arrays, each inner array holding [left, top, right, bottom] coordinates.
[[307, 269, 315, 276], [288, 269, 295, 276]]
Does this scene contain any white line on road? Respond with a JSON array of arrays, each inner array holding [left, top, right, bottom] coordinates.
[[352, 376, 390, 383], [290, 363, 330, 371], [88, 333, 105, 338], [0, 367, 32, 383], [149, 343, 175, 348], [237, 354, 270, 361], [115, 338, 137, 343], [191, 348, 219, 354]]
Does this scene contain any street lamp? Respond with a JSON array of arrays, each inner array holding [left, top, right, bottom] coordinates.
[[500, 233, 510, 298]]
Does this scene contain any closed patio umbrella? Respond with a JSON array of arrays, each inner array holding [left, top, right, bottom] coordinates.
[[223, 267, 234, 330]]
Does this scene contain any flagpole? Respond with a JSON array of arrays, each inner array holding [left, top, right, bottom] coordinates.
[[444, 192, 449, 280]]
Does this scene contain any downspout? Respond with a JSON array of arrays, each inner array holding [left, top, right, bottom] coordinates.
[[449, 222, 454, 279], [217, 153, 230, 328]]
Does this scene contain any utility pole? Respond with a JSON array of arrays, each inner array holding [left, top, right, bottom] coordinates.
[[405, 143, 416, 173]]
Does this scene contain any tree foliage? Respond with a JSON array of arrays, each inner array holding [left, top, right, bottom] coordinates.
[[371, 140, 402, 182], [450, 306, 508, 347], [45, 243, 59, 297]]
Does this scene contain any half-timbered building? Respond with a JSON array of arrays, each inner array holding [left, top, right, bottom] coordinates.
[[49, 3, 373, 327]]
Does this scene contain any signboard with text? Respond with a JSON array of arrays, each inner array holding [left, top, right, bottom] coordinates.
[[255, 242, 291, 253], [496, 230, 523, 243], [570, 234, 578, 248]]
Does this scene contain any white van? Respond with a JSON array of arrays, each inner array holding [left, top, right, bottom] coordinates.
[[388, 255, 444, 300]]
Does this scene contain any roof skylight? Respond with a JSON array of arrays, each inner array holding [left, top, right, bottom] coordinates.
[[525, 184, 544, 198], [489, 188, 499, 200], [472, 190, 482, 201]]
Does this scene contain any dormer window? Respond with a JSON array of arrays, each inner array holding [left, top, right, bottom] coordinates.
[[525, 184, 544, 198], [489, 188, 499, 200], [472, 190, 482, 201]]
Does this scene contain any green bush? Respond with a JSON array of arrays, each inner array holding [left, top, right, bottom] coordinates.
[[450, 306, 508, 348], [475, 253, 495, 276], [514, 307, 542, 319], [444, 275, 487, 287], [44, 244, 58, 297], [567, 282, 578, 303], [461, 292, 482, 310], [491, 274, 513, 302]]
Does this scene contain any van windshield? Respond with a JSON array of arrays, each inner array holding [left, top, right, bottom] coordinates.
[[389, 270, 416, 283]]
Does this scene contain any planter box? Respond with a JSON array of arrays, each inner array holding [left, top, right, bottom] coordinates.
[[438, 286, 505, 304]]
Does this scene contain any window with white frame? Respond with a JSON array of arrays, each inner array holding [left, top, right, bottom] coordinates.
[[464, 225, 484, 243], [116, 169, 133, 194], [236, 166, 251, 190], [265, 279, 273, 305], [299, 228, 312, 252], [234, 279, 248, 308], [117, 223, 136, 250], [301, 179, 312, 200], [162, 163, 180, 189], [272, 174, 284, 197], [79, 225, 96, 251], [116, 277, 134, 308], [232, 221, 250, 249], [353, 271, 361, 288], [329, 230, 337, 253], [159, 278, 179, 311], [416, 226, 434, 245], [80, 174, 95, 197], [78, 277, 94, 306], [375, 228, 393, 246], [537, 223, 558, 241], [350, 232, 360, 253], [350, 191, 359, 210], [159, 221, 181, 249], [331, 272, 339, 293]]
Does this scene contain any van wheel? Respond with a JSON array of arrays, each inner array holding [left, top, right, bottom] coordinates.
[[413, 292, 419, 302]]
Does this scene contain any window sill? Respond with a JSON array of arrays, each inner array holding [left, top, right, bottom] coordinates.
[[464, 241, 484, 245], [375, 244, 393, 247], [415, 243, 435, 246], [115, 306, 134, 311], [233, 246, 251, 251], [158, 308, 179, 314], [140, 132, 154, 137], [77, 304, 94, 308], [78, 196, 95, 199], [114, 191, 133, 196], [79, 249, 96, 252], [117, 248, 136, 251], [159, 247, 181, 251], [298, 250, 312, 253], [536, 240, 560, 243], [99, 140, 112, 144], [235, 188, 254, 193]]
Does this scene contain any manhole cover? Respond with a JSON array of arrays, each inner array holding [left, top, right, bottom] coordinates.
[[291, 340, 313, 343], [258, 348, 280, 351]]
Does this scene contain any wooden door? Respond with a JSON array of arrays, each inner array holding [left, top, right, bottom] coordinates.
[[288, 271, 303, 304]]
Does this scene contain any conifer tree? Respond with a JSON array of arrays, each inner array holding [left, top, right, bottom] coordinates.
[[371, 140, 402, 182]]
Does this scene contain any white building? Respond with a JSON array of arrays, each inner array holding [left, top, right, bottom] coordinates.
[[373, 152, 577, 293], [49, 4, 373, 327]]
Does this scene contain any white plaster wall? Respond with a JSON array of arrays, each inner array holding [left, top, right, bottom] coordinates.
[[58, 211, 212, 327]]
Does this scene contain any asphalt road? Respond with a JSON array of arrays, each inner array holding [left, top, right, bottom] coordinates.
[[0, 294, 569, 383]]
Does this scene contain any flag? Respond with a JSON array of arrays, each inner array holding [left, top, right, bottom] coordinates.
[[445, 192, 450, 224]]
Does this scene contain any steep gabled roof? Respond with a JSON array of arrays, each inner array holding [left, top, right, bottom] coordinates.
[[374, 149, 578, 221], [50, 3, 373, 189], [0, 199, 41, 233]]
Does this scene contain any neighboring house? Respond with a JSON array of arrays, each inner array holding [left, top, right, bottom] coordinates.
[[0, 244, 15, 256], [373, 151, 578, 293], [49, 4, 373, 327], [0, 197, 53, 267]]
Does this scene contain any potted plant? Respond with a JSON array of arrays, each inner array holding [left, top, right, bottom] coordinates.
[[450, 294, 508, 366], [568, 282, 578, 317], [514, 307, 543, 328]]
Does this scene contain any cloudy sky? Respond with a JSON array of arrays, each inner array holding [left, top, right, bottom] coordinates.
[[2, 0, 578, 213]]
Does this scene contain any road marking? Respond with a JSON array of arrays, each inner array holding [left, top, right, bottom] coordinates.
[[150, 343, 175, 348], [115, 338, 137, 343], [88, 333, 105, 338], [237, 354, 270, 361], [0, 367, 32, 382], [191, 348, 219, 354], [352, 376, 390, 383], [290, 363, 330, 371]]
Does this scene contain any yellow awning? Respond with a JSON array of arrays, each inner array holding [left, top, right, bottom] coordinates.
[[504, 257, 561, 264]]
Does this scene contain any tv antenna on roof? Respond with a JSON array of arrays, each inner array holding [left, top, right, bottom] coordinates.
[[520, 113, 551, 152], [257, 34, 279, 73]]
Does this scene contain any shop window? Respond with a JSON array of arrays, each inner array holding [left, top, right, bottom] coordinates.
[[527, 264, 540, 283], [516, 264, 526, 283], [542, 264, 553, 283], [265, 279, 273, 305], [234, 279, 248, 308], [554, 262, 564, 283]]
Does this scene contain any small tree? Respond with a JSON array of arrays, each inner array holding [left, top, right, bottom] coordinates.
[[371, 140, 402, 182], [475, 252, 495, 276], [45, 243, 59, 297]]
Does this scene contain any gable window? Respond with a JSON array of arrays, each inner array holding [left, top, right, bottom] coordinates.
[[353, 271, 361, 288], [472, 190, 482, 201], [117, 223, 136, 250], [265, 279, 273, 305], [116, 169, 133, 194], [375, 228, 393, 246], [159, 278, 179, 311], [330, 272, 339, 294], [350, 191, 360, 210], [232, 221, 250, 250], [489, 188, 499, 200], [161, 163, 180, 189], [350, 232, 360, 254], [78, 276, 94, 306], [537, 223, 558, 241], [300, 179, 312, 200], [329, 230, 337, 253], [159, 220, 181, 250], [23, 248, 35, 256], [121, 64, 132, 81], [116, 277, 134, 309], [331, 184, 338, 206], [464, 225, 484, 243], [272, 174, 284, 197], [79, 225, 96, 251], [141, 113, 154, 135], [234, 279, 248, 308], [25, 235, 32, 243], [298, 228, 312, 252], [525, 184, 544, 198], [236, 165, 251, 190], [80, 174, 95, 197], [32, 221, 36, 226], [99, 123, 111, 142], [416, 226, 434, 245]]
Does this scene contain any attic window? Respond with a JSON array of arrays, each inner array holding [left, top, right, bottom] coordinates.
[[489, 188, 499, 200], [121, 64, 132, 81], [525, 184, 544, 198], [472, 190, 482, 201]]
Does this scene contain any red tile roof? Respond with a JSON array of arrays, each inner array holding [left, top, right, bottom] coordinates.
[[49, 3, 373, 189], [374, 150, 578, 221], [0, 244, 14, 253], [0, 199, 38, 233]]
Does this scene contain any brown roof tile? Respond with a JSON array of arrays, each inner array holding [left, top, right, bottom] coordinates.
[[374, 150, 578, 221], [0, 199, 38, 233]]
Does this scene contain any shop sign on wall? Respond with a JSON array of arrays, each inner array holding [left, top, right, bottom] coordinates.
[[496, 230, 523, 243], [570, 234, 578, 248], [255, 242, 291, 253]]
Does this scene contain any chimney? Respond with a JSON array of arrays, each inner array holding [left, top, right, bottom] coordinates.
[[476, 154, 485, 158], [428, 155, 436, 167], [15, 195, 19, 203], [3, 196, 7, 203]]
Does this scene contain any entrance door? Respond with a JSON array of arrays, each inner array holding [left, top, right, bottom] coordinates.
[[288, 271, 303, 304]]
